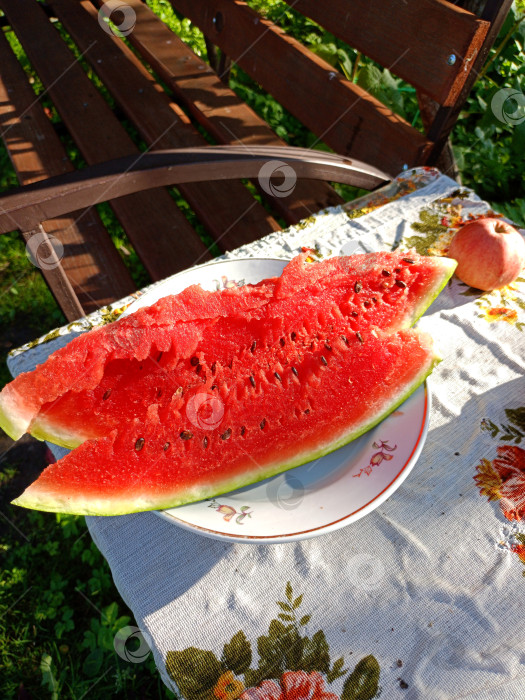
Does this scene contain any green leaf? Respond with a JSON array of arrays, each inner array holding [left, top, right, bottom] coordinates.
[[277, 601, 293, 612], [292, 594, 303, 609], [222, 631, 252, 675], [166, 648, 223, 700], [299, 615, 311, 626], [505, 407, 525, 433], [300, 630, 330, 674], [40, 654, 58, 697], [285, 582, 293, 601], [342, 655, 381, 700], [327, 656, 347, 683], [82, 648, 104, 678], [356, 64, 382, 96], [278, 613, 295, 621], [103, 601, 119, 626]]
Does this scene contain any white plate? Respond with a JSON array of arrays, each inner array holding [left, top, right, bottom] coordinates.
[[123, 257, 430, 544]]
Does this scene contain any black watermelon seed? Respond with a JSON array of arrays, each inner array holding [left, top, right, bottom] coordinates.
[[381, 269, 391, 277], [211, 362, 217, 374], [260, 418, 266, 430], [228, 360, 233, 369], [221, 428, 232, 440], [341, 335, 349, 346], [135, 438, 145, 451], [394, 268, 401, 273], [249, 375, 256, 388], [356, 331, 364, 344], [324, 342, 332, 351], [190, 356, 199, 366], [195, 364, 202, 374], [395, 279, 407, 288], [211, 385, 217, 391], [157, 351, 163, 363], [320, 355, 328, 366], [291, 366, 299, 377], [163, 442, 170, 451], [364, 300, 372, 308], [280, 337, 285, 347], [203, 436, 209, 449], [354, 281, 362, 293], [156, 388, 163, 399], [372, 297, 378, 303], [180, 430, 193, 440], [139, 364, 143, 370], [103, 389, 112, 400], [241, 426, 246, 436], [251, 340, 257, 353], [274, 371, 282, 382], [291, 332, 297, 341], [304, 409, 310, 415], [351, 311, 359, 317], [403, 257, 416, 264]]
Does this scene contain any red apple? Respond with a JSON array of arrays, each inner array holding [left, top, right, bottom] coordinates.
[[448, 218, 525, 291]]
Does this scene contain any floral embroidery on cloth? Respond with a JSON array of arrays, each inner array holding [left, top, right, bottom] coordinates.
[[475, 407, 525, 575], [165, 583, 381, 700]]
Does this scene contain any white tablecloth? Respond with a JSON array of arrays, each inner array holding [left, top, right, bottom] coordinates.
[[8, 168, 525, 699]]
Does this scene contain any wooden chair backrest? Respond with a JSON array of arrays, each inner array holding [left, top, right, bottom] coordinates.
[[0, 0, 511, 320]]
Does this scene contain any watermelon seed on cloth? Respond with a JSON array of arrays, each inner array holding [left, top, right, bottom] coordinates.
[[2, 251, 458, 516]]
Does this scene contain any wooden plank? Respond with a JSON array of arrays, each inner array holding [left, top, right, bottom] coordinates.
[[0, 0, 212, 281], [0, 27, 135, 315], [21, 225, 85, 321], [169, 0, 432, 175], [49, 0, 281, 250], [282, 0, 490, 107], [103, 0, 343, 223]]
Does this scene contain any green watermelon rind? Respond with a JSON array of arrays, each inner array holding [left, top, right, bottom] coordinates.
[[11, 350, 440, 516], [17, 256, 457, 451], [402, 256, 456, 328]]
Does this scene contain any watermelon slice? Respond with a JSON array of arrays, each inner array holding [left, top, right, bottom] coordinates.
[[3, 251, 456, 516], [2, 252, 454, 449]]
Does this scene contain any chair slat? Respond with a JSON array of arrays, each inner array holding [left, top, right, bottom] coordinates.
[[108, 0, 343, 224], [283, 0, 490, 107], [0, 0, 212, 282], [170, 0, 433, 175], [0, 27, 135, 315], [50, 0, 281, 250]]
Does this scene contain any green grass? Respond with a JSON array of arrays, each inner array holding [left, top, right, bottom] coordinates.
[[0, 1, 524, 697]]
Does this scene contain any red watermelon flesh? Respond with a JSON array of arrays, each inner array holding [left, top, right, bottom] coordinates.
[[12, 326, 438, 515], [7, 251, 455, 448], [0, 278, 278, 441]]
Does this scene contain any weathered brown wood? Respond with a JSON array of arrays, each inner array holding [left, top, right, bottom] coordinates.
[[169, 0, 432, 175], [21, 225, 84, 321], [426, 0, 513, 163], [283, 0, 490, 107], [0, 0, 212, 281], [0, 147, 389, 235], [106, 0, 343, 223], [0, 27, 135, 314], [50, 0, 281, 251]]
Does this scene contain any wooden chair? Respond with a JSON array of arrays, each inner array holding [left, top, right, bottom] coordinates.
[[0, 0, 511, 321]]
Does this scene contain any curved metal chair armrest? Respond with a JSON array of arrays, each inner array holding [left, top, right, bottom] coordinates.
[[0, 146, 391, 234]]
